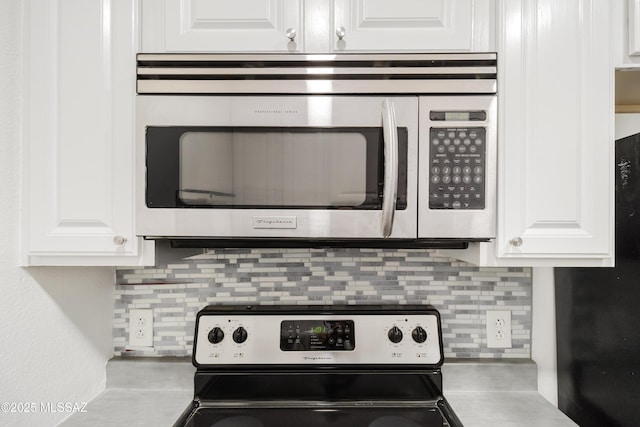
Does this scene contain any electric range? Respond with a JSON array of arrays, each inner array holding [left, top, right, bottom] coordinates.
[[174, 305, 462, 427]]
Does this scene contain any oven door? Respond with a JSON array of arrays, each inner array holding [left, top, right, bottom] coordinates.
[[136, 96, 418, 239]]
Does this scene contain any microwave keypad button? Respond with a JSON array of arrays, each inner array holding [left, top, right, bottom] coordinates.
[[429, 127, 486, 210]]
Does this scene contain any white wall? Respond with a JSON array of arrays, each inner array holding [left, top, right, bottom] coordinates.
[[531, 267, 558, 406], [0, 1, 115, 426]]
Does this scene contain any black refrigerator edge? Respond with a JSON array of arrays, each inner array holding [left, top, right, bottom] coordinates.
[[555, 114, 640, 427]]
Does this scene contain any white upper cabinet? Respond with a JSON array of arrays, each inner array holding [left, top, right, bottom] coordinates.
[[613, 0, 640, 68], [142, 0, 303, 52], [22, 0, 153, 266], [497, 0, 613, 266], [331, 0, 491, 52], [443, 0, 614, 267], [141, 0, 492, 53]]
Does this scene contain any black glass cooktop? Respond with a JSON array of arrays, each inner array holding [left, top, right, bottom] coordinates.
[[175, 371, 461, 427], [178, 406, 446, 427]]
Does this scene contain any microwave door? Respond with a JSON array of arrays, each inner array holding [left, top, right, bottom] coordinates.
[[136, 96, 418, 239]]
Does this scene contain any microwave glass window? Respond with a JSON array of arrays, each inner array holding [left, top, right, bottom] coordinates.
[[179, 131, 367, 207], [145, 127, 408, 210]]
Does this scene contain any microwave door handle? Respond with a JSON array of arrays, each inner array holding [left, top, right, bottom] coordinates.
[[381, 98, 398, 238]]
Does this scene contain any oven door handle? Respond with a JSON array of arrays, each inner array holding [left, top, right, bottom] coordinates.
[[381, 98, 398, 238]]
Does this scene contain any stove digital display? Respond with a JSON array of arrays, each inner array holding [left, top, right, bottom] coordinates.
[[280, 320, 355, 351]]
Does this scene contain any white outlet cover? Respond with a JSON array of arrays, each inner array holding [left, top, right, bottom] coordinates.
[[486, 310, 512, 349], [128, 309, 153, 348]]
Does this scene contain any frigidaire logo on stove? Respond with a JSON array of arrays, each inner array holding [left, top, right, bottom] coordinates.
[[303, 356, 333, 361]]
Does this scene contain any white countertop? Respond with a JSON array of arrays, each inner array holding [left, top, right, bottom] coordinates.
[[59, 358, 577, 427]]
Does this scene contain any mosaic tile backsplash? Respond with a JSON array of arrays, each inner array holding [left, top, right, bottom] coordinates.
[[114, 247, 532, 359]]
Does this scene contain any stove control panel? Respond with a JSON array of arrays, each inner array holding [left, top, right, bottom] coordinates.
[[194, 313, 442, 367], [280, 320, 355, 351]]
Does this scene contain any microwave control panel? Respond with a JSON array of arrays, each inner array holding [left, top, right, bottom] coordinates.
[[428, 127, 486, 210]]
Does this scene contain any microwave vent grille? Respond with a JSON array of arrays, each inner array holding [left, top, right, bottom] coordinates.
[[136, 53, 497, 95]]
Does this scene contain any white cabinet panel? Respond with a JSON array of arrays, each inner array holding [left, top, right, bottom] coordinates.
[[612, 0, 640, 68], [441, 0, 614, 267], [142, 0, 491, 53], [494, 0, 613, 265], [23, 0, 153, 266], [333, 0, 490, 51], [142, 0, 303, 52], [629, 0, 640, 56]]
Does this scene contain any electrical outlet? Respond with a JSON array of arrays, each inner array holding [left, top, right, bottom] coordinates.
[[128, 309, 153, 348], [486, 310, 512, 348]]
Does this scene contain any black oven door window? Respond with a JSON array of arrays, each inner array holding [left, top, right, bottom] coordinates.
[[145, 127, 408, 210]]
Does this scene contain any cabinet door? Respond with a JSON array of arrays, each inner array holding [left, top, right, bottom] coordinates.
[[613, 0, 640, 68], [332, 0, 491, 52], [496, 0, 613, 264], [23, 0, 153, 266], [142, 0, 303, 52], [629, 0, 640, 57]]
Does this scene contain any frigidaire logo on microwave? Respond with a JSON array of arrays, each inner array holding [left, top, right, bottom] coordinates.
[[254, 109, 299, 114], [252, 216, 297, 229]]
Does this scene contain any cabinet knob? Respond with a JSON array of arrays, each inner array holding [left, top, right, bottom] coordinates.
[[286, 28, 297, 41], [113, 235, 127, 246], [509, 237, 523, 247], [336, 26, 346, 40]]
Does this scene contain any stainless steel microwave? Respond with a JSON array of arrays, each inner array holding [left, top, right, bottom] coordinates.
[[135, 53, 497, 248]]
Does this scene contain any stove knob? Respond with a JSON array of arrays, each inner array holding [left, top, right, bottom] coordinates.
[[208, 327, 224, 344], [387, 326, 403, 343], [412, 326, 427, 344], [233, 326, 248, 344]]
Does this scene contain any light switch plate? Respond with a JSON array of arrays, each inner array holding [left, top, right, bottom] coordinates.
[[486, 310, 512, 348]]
